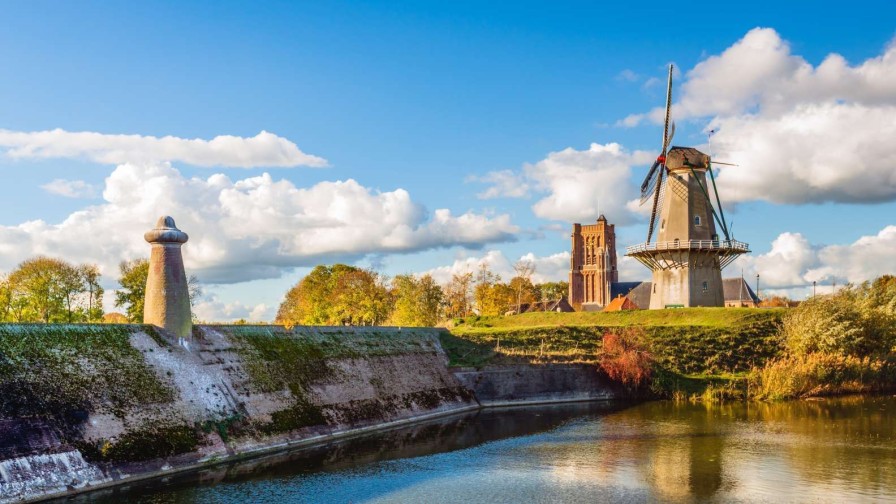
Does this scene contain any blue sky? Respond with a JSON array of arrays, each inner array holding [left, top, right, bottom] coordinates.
[[1, 1, 895, 320]]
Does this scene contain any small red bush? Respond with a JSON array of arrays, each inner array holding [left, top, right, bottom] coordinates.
[[600, 328, 653, 388]]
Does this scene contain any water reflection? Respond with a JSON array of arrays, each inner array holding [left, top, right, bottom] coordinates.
[[61, 396, 896, 503]]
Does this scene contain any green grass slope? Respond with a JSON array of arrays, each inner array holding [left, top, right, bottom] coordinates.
[[442, 308, 786, 375]]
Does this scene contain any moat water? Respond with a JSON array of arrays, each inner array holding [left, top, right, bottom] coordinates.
[[66, 396, 896, 503]]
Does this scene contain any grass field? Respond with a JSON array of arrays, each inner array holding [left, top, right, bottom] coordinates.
[[441, 308, 787, 377], [449, 308, 785, 333]]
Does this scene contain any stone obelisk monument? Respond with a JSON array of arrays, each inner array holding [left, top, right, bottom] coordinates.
[[144, 216, 192, 338]]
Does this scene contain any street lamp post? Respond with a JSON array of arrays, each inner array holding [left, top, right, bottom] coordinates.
[[813, 280, 817, 297], [756, 273, 760, 302]]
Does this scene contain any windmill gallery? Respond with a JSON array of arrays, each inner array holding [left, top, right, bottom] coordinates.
[[569, 65, 757, 310]]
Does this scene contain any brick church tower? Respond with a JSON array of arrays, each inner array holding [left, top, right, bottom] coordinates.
[[569, 215, 618, 309]]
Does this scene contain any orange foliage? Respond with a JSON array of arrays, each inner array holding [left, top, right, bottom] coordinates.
[[760, 295, 800, 308], [600, 328, 653, 389]]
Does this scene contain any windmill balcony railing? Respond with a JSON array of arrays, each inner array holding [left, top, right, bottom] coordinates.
[[626, 239, 750, 255]]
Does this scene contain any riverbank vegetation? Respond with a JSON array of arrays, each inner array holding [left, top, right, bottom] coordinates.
[[443, 308, 784, 373], [441, 275, 896, 402], [748, 276, 896, 400]]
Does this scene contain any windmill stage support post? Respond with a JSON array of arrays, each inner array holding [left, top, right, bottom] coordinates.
[[144, 216, 192, 339]]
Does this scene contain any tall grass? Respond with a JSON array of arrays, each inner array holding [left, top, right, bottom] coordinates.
[[750, 353, 896, 400]]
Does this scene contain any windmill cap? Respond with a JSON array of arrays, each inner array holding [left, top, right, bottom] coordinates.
[[666, 147, 710, 170], [144, 215, 189, 244]]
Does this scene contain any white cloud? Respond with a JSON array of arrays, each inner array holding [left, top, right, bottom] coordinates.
[[0, 162, 518, 284], [815, 225, 896, 284], [193, 296, 273, 323], [423, 249, 571, 285], [623, 28, 896, 205], [40, 179, 98, 198], [468, 170, 530, 199], [527, 143, 653, 224], [710, 103, 896, 204], [616, 69, 640, 82], [471, 143, 653, 224], [676, 28, 896, 119], [732, 225, 896, 290], [0, 129, 327, 168]]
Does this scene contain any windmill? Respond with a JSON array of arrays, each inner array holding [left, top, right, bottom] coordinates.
[[626, 64, 750, 309]]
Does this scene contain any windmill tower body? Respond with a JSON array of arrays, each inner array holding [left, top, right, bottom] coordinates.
[[625, 65, 749, 309], [646, 148, 723, 308]]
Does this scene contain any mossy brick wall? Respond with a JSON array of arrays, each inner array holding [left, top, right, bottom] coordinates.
[[0, 324, 174, 423], [214, 325, 474, 435], [0, 323, 477, 503]]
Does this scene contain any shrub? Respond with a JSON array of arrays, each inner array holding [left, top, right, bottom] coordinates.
[[782, 284, 896, 358], [783, 295, 872, 357], [600, 328, 653, 389], [750, 353, 896, 400]]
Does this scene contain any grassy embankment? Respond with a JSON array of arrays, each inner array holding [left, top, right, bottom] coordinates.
[[440, 308, 787, 401]]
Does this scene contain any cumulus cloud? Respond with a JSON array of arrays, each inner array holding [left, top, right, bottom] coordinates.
[[623, 28, 896, 205], [0, 129, 327, 168], [732, 225, 896, 290], [40, 179, 98, 198], [423, 246, 652, 288], [423, 250, 572, 285], [710, 103, 896, 204], [468, 170, 530, 199], [616, 69, 641, 82], [0, 163, 518, 284], [193, 296, 273, 323], [471, 143, 653, 224]]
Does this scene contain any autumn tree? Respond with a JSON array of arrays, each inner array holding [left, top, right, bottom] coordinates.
[[473, 264, 500, 316], [276, 264, 391, 326], [444, 271, 474, 319], [537, 281, 569, 302], [760, 296, 792, 308], [511, 259, 536, 313], [390, 273, 444, 327], [0, 274, 11, 322], [509, 277, 538, 306]]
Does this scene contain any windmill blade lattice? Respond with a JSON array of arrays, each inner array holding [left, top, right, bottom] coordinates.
[[644, 64, 674, 243]]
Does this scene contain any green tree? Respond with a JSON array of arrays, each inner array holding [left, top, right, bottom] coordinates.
[[390, 273, 444, 327], [6, 256, 98, 323], [0, 274, 11, 322], [115, 259, 149, 323], [276, 264, 391, 326], [80, 264, 105, 322]]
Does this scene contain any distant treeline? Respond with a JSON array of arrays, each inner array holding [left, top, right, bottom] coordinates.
[[0, 256, 200, 324], [275, 262, 568, 327], [0, 257, 104, 323]]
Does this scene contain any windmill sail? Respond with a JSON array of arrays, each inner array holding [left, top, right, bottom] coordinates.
[[644, 64, 674, 243]]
